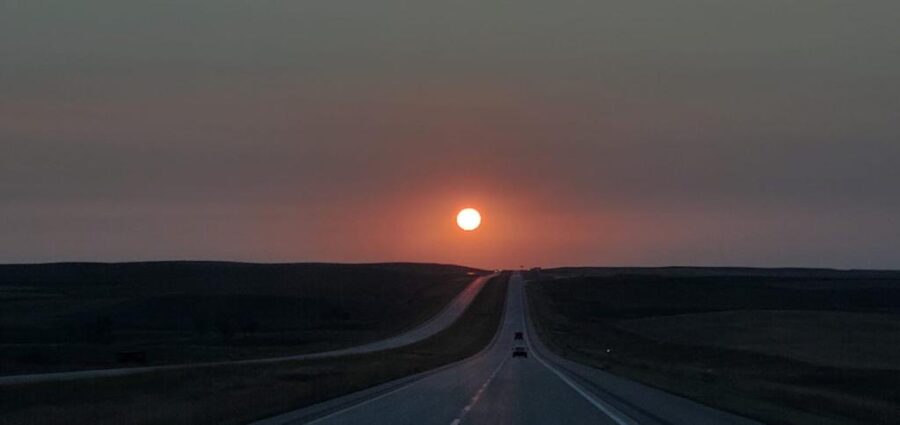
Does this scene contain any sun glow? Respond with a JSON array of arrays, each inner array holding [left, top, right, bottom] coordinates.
[[456, 208, 482, 231]]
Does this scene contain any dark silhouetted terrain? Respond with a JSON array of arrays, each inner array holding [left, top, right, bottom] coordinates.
[[527, 267, 900, 425], [0, 262, 481, 374], [0, 273, 509, 425]]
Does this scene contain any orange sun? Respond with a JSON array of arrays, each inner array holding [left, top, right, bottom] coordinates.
[[456, 208, 482, 231]]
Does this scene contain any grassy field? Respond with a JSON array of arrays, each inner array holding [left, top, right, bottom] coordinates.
[[0, 272, 510, 425], [526, 268, 900, 425], [0, 262, 482, 374]]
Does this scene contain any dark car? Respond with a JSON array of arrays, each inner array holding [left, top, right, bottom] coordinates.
[[514, 331, 523, 340], [512, 346, 528, 358]]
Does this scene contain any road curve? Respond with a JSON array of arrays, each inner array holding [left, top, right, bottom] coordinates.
[[254, 273, 761, 425], [0, 273, 495, 386]]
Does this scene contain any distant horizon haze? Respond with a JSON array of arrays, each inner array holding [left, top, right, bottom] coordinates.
[[2, 1, 899, 269]]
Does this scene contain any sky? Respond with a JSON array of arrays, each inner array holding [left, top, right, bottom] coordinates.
[[2, 1, 899, 269]]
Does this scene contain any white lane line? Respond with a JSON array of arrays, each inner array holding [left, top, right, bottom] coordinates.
[[520, 281, 639, 425], [297, 274, 509, 425], [449, 358, 507, 425]]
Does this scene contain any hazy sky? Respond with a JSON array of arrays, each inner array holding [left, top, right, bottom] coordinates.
[[2, 1, 899, 269]]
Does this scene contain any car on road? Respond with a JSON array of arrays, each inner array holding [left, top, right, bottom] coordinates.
[[512, 346, 528, 358], [514, 331, 523, 340]]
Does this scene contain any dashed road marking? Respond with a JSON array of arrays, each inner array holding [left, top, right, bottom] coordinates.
[[449, 358, 507, 425]]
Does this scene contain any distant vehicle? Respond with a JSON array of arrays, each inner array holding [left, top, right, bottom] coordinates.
[[514, 331, 523, 340], [512, 346, 528, 358]]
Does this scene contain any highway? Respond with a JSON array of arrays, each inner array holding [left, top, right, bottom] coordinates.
[[0, 273, 495, 386], [255, 273, 761, 425]]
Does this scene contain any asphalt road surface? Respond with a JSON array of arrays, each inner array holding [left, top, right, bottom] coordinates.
[[0, 273, 495, 386], [255, 273, 761, 425]]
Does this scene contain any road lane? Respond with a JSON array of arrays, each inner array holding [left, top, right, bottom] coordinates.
[[461, 355, 623, 425], [0, 273, 495, 386], [258, 272, 762, 425], [256, 273, 620, 425]]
